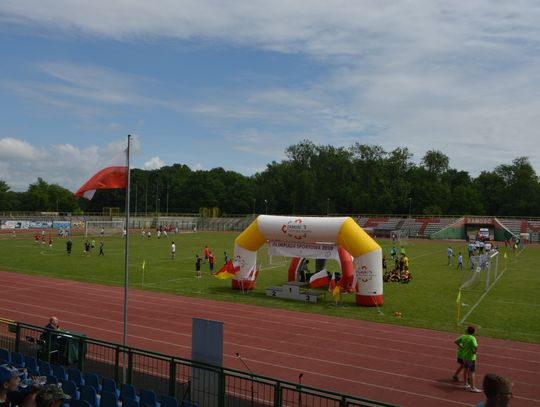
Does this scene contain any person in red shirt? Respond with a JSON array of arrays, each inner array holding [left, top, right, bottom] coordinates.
[[203, 245, 210, 263], [208, 251, 215, 272]]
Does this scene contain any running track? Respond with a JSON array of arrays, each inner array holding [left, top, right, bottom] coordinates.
[[0, 271, 538, 407]]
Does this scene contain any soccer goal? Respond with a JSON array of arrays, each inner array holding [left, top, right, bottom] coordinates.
[[391, 229, 409, 246], [85, 220, 125, 238], [460, 250, 500, 292]]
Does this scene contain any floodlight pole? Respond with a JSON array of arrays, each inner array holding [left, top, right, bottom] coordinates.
[[122, 135, 131, 381], [134, 184, 138, 216], [408, 197, 412, 237]]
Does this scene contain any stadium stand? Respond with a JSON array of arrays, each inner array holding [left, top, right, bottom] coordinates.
[[498, 219, 522, 235], [0, 319, 398, 407]]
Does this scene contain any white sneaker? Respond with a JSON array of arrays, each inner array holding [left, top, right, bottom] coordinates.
[[464, 384, 471, 391], [469, 387, 482, 393]]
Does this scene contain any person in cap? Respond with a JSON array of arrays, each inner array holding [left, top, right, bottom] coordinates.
[[0, 364, 37, 407], [35, 385, 70, 407]]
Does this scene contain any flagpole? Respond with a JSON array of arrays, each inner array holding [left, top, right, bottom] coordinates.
[[123, 134, 131, 380]]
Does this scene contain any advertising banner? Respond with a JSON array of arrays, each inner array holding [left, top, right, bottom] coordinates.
[[268, 240, 339, 260]]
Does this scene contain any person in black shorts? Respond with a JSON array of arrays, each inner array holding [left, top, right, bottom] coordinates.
[[195, 254, 202, 278]]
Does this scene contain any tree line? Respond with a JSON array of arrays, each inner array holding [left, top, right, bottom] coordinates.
[[1, 141, 539, 217]]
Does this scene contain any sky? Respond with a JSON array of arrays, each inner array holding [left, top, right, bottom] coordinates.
[[1, 1, 540, 191]]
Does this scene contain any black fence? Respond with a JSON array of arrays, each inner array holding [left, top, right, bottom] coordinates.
[[0, 318, 398, 407]]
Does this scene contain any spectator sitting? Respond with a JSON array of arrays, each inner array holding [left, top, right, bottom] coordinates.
[[0, 364, 39, 407], [400, 270, 412, 283], [476, 373, 513, 407], [36, 385, 71, 407]]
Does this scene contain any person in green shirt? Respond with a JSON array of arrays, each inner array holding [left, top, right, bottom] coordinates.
[[454, 325, 481, 392]]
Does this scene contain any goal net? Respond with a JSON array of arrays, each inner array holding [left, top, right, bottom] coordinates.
[[85, 220, 125, 238], [391, 229, 408, 246], [460, 250, 500, 292]]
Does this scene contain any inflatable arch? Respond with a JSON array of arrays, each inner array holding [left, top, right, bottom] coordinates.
[[232, 215, 383, 306]]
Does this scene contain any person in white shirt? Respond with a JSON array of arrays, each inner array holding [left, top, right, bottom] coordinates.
[[171, 242, 176, 260]]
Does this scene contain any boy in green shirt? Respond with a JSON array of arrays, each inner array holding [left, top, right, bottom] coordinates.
[[454, 325, 481, 392]]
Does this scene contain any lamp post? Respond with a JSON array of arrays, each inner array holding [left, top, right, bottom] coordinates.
[[264, 199, 268, 215], [134, 184, 138, 216], [326, 198, 330, 216], [145, 181, 148, 216], [155, 183, 159, 215], [408, 197, 412, 237]]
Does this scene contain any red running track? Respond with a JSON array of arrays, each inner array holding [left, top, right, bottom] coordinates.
[[0, 271, 538, 407]]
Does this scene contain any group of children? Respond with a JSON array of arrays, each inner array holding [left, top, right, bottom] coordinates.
[[383, 246, 412, 283], [82, 239, 104, 256], [193, 245, 229, 278]]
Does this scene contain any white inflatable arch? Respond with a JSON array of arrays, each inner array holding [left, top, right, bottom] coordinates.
[[232, 215, 383, 306]]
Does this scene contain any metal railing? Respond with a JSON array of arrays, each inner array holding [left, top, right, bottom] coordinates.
[[0, 318, 398, 407]]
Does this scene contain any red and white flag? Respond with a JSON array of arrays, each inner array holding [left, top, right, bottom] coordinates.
[[328, 272, 336, 292], [309, 268, 329, 289], [75, 149, 128, 200], [350, 270, 358, 292]]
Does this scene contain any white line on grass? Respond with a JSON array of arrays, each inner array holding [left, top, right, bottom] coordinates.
[[486, 300, 540, 308], [460, 263, 508, 325]]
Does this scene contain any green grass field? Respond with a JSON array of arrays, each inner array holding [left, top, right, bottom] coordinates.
[[1, 232, 539, 343]]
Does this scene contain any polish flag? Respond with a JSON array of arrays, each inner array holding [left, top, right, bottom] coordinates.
[[328, 272, 336, 292], [350, 270, 358, 292], [75, 149, 128, 200], [309, 268, 329, 289]]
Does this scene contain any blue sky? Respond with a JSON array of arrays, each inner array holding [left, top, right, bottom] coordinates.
[[1, 1, 540, 191]]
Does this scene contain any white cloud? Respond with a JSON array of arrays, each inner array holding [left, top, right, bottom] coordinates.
[[0, 137, 143, 191], [143, 156, 165, 170], [191, 163, 203, 171], [1, 1, 540, 174], [0, 138, 42, 160]]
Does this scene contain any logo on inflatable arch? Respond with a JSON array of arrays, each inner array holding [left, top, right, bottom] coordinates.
[[280, 218, 312, 240], [357, 265, 373, 283], [234, 254, 245, 269]]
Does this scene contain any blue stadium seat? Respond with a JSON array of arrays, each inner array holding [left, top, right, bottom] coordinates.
[[82, 373, 101, 393], [0, 348, 10, 363], [122, 398, 139, 407], [53, 364, 67, 382], [46, 374, 59, 385], [10, 352, 25, 368], [38, 360, 53, 376], [70, 399, 91, 407], [120, 384, 138, 402], [27, 368, 40, 377], [99, 391, 119, 407], [139, 389, 157, 407], [160, 395, 178, 407], [62, 380, 79, 400], [68, 367, 84, 388], [80, 385, 97, 407], [24, 356, 38, 371], [101, 378, 119, 398]]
